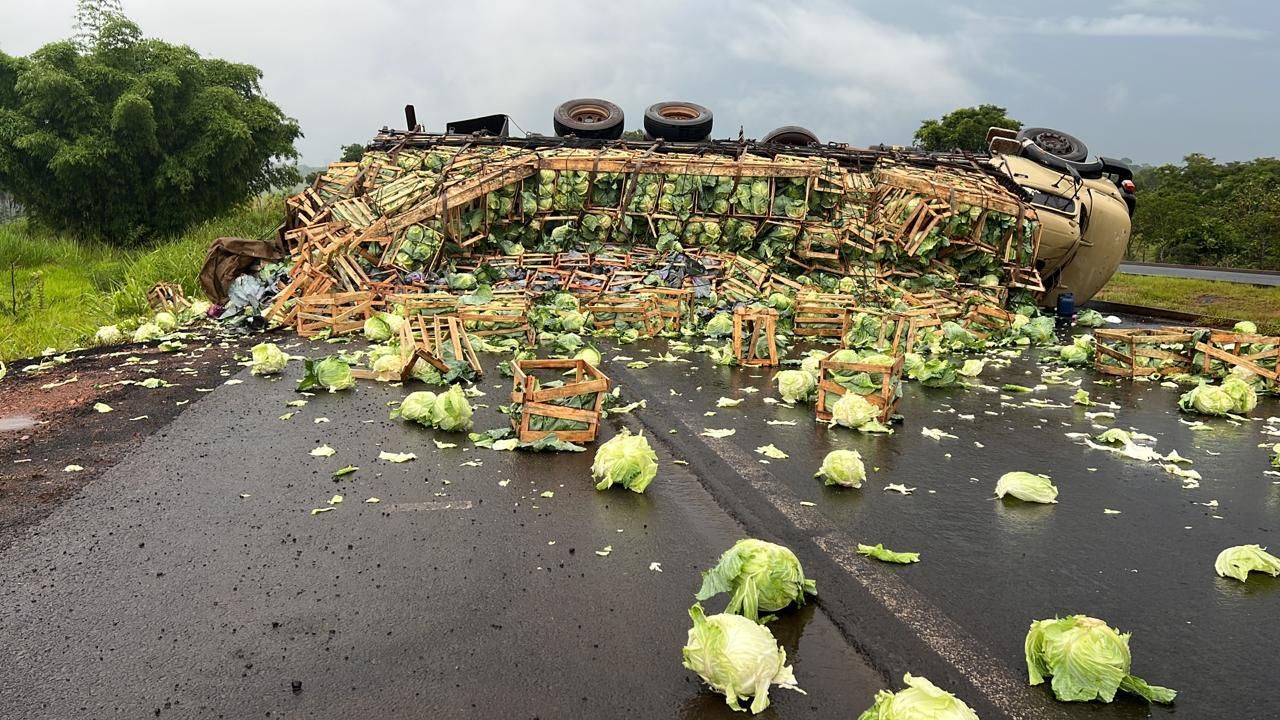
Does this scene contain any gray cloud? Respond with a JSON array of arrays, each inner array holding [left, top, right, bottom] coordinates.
[[1031, 13, 1264, 39]]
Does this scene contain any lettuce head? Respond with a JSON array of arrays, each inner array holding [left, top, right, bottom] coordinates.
[[775, 370, 816, 403], [590, 428, 657, 493], [1214, 544, 1280, 582], [297, 356, 355, 393], [391, 390, 438, 425], [431, 385, 474, 432], [1025, 615, 1176, 704], [815, 449, 865, 488], [995, 471, 1059, 504], [363, 312, 405, 342], [857, 673, 979, 720], [696, 538, 817, 622], [682, 603, 803, 715], [250, 342, 288, 376]]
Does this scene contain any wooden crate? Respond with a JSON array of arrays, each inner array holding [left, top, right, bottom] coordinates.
[[794, 292, 860, 338], [387, 292, 458, 317], [839, 307, 916, 356], [147, 282, 191, 312], [638, 287, 693, 332], [732, 307, 779, 367], [584, 294, 662, 337], [963, 304, 1017, 339], [815, 350, 904, 424], [1094, 328, 1196, 378], [457, 296, 534, 343], [399, 315, 482, 380], [565, 270, 609, 296], [1194, 331, 1280, 384], [509, 359, 611, 444], [295, 291, 373, 337]]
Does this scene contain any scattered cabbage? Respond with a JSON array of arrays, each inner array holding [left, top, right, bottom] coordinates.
[[696, 538, 817, 621], [1059, 334, 1094, 365], [857, 544, 920, 565], [799, 350, 826, 377], [830, 393, 879, 430], [559, 309, 588, 333], [153, 311, 178, 332], [590, 428, 658, 493], [995, 471, 1059, 504], [553, 332, 584, 353], [94, 325, 123, 345], [368, 345, 403, 381], [764, 292, 793, 313], [815, 450, 865, 488], [391, 390, 438, 426], [1019, 316, 1056, 345], [297, 356, 355, 393], [446, 272, 477, 290], [682, 603, 803, 715], [857, 674, 978, 720], [1233, 320, 1258, 334], [1095, 428, 1131, 445], [957, 359, 985, 377], [1178, 381, 1239, 416], [574, 346, 602, 367], [1220, 376, 1257, 414], [250, 342, 288, 376], [408, 359, 443, 386], [431, 385, 474, 432], [364, 312, 405, 342], [704, 312, 733, 338], [775, 370, 816, 403], [906, 357, 958, 387], [1214, 544, 1280, 582], [132, 322, 164, 343], [1075, 309, 1105, 328], [1025, 615, 1176, 704]]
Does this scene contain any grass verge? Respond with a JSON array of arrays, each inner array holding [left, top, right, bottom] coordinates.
[[1, 197, 282, 361], [1094, 272, 1280, 333]]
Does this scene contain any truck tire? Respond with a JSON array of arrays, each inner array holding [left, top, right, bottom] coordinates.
[[643, 101, 713, 142], [762, 125, 820, 146], [1017, 127, 1088, 163], [553, 99, 625, 140]]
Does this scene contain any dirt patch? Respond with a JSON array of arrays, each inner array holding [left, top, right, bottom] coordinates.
[[0, 330, 262, 549], [1195, 294, 1223, 305]]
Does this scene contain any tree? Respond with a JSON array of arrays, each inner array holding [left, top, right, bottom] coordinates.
[[913, 105, 1021, 153], [73, 0, 124, 53], [340, 143, 364, 162], [0, 13, 301, 244]]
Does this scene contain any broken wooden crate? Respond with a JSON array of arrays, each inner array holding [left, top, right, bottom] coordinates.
[[1194, 331, 1280, 385], [815, 349, 905, 424], [147, 282, 191, 312], [398, 315, 483, 381], [638, 287, 693, 332], [457, 296, 533, 343], [584, 294, 662, 337], [295, 291, 374, 337], [793, 292, 859, 339], [732, 307, 779, 367], [1094, 327, 1197, 378], [387, 292, 459, 317], [509, 358, 611, 444]]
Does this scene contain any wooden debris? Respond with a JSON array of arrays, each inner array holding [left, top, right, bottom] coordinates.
[[510, 359, 611, 444]]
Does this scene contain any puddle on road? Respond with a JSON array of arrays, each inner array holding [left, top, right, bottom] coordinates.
[[0, 415, 36, 432]]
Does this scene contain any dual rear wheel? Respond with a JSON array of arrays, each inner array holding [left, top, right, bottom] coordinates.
[[552, 98, 818, 145]]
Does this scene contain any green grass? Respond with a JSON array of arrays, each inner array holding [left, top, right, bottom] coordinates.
[[1095, 272, 1280, 334], [1, 197, 282, 361]]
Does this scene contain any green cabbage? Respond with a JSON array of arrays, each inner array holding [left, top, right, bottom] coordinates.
[[297, 356, 356, 393], [995, 471, 1059, 504], [1075, 309, 1105, 328], [1214, 544, 1280, 582], [1025, 615, 1176, 704], [446, 272, 477, 290], [830, 393, 879, 430], [1094, 428, 1131, 445], [132, 322, 164, 343], [431, 385, 474, 432], [1233, 320, 1258, 334], [1220, 376, 1257, 414], [764, 292, 793, 313], [250, 342, 288, 376], [1019, 316, 1056, 345], [368, 344, 403, 381], [553, 332, 584, 353], [957, 359, 985, 377], [95, 325, 123, 345], [408, 360, 443, 386], [906, 357, 958, 387], [857, 674, 978, 720], [590, 428, 657, 493], [1178, 382, 1236, 416], [696, 538, 817, 621], [815, 449, 865, 488], [775, 370, 816, 403], [559, 309, 588, 332], [857, 544, 919, 565], [682, 603, 803, 715], [704, 312, 733, 338], [364, 312, 405, 342], [574, 346, 602, 367], [391, 390, 438, 425], [153, 311, 178, 332]]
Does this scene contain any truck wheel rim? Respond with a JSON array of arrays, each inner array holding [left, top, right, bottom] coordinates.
[[570, 104, 610, 124]]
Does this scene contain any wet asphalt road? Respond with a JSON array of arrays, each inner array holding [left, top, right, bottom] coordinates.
[[1118, 263, 1280, 286], [2, 331, 1278, 718]]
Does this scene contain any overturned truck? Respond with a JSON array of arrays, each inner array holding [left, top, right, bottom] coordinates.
[[268, 100, 1135, 339]]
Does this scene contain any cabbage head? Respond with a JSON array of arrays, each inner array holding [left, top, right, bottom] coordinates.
[[857, 674, 979, 720], [95, 325, 124, 345], [431, 385, 474, 432], [799, 350, 826, 378], [368, 345, 403, 381], [1220, 376, 1257, 414], [682, 603, 803, 715], [765, 292, 793, 313], [250, 342, 288, 376], [298, 357, 355, 393], [957, 359, 985, 377], [1075, 309, 1105, 328], [995, 471, 1058, 504], [132, 322, 164, 343], [775, 370, 816, 403], [1214, 544, 1280, 582], [1233, 320, 1258, 334], [830, 393, 880, 430], [559, 309, 588, 333], [409, 359, 443, 386], [1177, 382, 1235, 416], [446, 272, 477, 290], [1025, 615, 1176, 704], [364, 312, 405, 342], [553, 332, 584, 353], [153, 311, 178, 332], [696, 538, 817, 621], [391, 390, 438, 425], [574, 345, 602, 368], [815, 449, 865, 488], [590, 428, 657, 493], [1019, 316, 1056, 345], [705, 312, 733, 338]]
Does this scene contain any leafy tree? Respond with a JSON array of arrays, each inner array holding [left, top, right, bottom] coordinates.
[[913, 105, 1021, 153], [340, 143, 364, 162], [0, 13, 301, 244], [73, 0, 124, 52]]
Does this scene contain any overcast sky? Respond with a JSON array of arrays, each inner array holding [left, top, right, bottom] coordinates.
[[2, 0, 1275, 167]]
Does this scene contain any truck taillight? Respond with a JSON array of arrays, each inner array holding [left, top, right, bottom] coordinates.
[[1121, 179, 1136, 193]]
